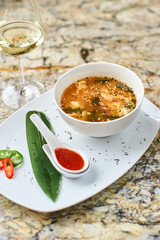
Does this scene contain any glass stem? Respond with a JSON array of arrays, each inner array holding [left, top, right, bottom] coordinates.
[[19, 57, 29, 96], [19, 57, 25, 87]]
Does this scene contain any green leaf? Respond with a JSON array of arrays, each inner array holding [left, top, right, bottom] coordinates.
[[26, 111, 62, 202]]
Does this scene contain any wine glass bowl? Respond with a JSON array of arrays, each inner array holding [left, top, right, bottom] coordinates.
[[0, 20, 43, 56], [0, 0, 44, 108]]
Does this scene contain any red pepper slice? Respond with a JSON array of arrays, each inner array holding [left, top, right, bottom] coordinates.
[[0, 160, 4, 169], [4, 158, 14, 179]]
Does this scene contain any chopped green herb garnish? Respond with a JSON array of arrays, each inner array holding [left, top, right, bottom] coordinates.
[[127, 87, 134, 93], [116, 83, 124, 89], [124, 104, 134, 109], [92, 97, 100, 106], [87, 110, 120, 122], [63, 107, 82, 114], [95, 77, 110, 83], [131, 99, 136, 104], [105, 115, 120, 120], [87, 110, 102, 122]]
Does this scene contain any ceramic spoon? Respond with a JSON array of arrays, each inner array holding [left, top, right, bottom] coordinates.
[[30, 113, 90, 178], [42, 144, 90, 178]]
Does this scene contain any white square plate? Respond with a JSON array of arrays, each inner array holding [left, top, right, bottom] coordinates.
[[0, 90, 159, 212]]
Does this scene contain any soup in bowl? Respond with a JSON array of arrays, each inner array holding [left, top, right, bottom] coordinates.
[[60, 76, 137, 122], [53, 62, 144, 137]]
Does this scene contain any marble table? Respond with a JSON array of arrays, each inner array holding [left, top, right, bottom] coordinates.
[[0, 0, 160, 239]]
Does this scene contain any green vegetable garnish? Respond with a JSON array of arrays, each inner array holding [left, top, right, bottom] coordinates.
[[0, 149, 23, 168], [10, 150, 23, 167], [124, 104, 134, 109], [116, 83, 124, 89], [63, 107, 82, 114], [26, 111, 62, 202], [117, 83, 134, 93], [92, 97, 100, 106], [127, 87, 134, 93], [87, 110, 120, 122], [95, 77, 110, 83], [0, 150, 12, 159], [131, 99, 136, 104], [87, 110, 101, 122], [105, 115, 120, 120]]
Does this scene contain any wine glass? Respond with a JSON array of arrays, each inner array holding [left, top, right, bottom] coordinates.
[[0, 0, 44, 108]]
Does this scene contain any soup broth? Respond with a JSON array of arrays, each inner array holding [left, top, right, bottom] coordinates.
[[60, 76, 137, 122]]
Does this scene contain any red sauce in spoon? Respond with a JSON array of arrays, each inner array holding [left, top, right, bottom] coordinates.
[[55, 148, 85, 171]]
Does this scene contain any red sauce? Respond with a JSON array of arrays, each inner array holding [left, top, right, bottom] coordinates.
[[55, 148, 85, 171]]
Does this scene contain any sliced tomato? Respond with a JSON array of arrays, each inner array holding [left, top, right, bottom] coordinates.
[[0, 160, 4, 169], [4, 158, 14, 179]]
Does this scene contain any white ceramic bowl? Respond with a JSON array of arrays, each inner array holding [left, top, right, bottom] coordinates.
[[53, 62, 144, 137]]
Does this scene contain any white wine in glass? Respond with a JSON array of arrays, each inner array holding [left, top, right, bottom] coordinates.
[[0, 0, 44, 108]]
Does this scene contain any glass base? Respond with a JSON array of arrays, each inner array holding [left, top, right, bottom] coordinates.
[[2, 83, 43, 109]]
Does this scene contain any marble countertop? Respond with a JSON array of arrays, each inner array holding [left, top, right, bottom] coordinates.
[[0, 0, 160, 239]]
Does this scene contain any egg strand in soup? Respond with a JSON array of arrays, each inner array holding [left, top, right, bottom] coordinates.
[[60, 76, 137, 122]]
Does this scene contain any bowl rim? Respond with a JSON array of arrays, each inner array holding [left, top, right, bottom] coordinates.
[[53, 62, 144, 125]]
